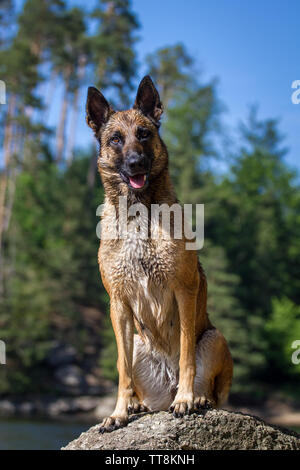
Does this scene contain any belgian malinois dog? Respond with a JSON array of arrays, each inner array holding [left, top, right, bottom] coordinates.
[[86, 76, 233, 432]]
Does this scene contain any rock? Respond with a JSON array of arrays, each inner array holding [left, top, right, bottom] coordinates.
[[53, 365, 106, 396], [0, 395, 104, 418], [47, 398, 75, 416], [54, 365, 86, 388], [46, 396, 101, 417], [72, 396, 102, 413], [62, 409, 300, 450], [17, 402, 36, 415], [0, 400, 16, 416]]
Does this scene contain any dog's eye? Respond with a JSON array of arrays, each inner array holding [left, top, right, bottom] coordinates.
[[139, 129, 150, 140], [111, 136, 121, 145]]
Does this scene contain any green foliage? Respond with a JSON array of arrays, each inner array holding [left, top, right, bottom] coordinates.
[[200, 242, 266, 395], [0, 154, 106, 393], [206, 114, 300, 395], [266, 297, 300, 377]]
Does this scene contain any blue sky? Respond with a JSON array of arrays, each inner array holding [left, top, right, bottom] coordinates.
[[7, 0, 300, 172], [131, 0, 300, 170]]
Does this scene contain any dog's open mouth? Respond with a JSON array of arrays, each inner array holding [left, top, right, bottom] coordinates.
[[120, 172, 148, 190], [129, 174, 147, 189]]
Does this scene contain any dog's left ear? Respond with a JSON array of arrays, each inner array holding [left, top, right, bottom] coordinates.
[[133, 76, 163, 127]]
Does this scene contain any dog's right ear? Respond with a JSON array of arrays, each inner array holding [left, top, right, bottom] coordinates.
[[86, 87, 113, 135]]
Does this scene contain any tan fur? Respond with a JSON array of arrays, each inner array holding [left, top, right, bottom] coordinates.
[[86, 78, 233, 432]]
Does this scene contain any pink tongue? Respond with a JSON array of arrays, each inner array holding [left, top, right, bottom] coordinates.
[[129, 174, 145, 189]]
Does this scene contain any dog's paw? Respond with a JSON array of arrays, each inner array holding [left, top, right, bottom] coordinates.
[[194, 396, 215, 410], [127, 396, 149, 415], [99, 415, 128, 433], [169, 393, 194, 417]]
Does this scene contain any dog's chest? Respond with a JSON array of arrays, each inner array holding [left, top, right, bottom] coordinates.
[[100, 201, 178, 286], [101, 215, 180, 352], [119, 233, 179, 349], [114, 223, 175, 284]]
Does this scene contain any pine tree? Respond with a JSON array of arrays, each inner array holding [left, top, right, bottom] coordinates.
[[209, 109, 300, 393], [146, 43, 193, 105], [200, 241, 266, 395], [0, 0, 15, 49], [0, 152, 107, 394], [0, 1, 65, 293], [266, 297, 300, 382], [50, 6, 86, 162], [90, 0, 139, 107]]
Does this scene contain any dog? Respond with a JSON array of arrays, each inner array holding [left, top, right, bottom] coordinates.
[[86, 75, 233, 432]]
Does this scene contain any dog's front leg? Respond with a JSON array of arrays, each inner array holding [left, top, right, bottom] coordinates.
[[170, 287, 197, 417], [100, 297, 134, 433]]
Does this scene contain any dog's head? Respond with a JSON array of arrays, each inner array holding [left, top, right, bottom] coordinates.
[[86, 76, 168, 193]]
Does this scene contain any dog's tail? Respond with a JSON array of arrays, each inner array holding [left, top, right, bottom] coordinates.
[[214, 352, 234, 407]]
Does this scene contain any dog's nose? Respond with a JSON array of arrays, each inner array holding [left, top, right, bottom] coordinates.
[[126, 153, 147, 173]]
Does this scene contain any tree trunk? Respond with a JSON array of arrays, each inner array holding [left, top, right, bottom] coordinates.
[[0, 93, 17, 295], [65, 86, 79, 165], [42, 67, 57, 125], [56, 67, 71, 163], [66, 56, 86, 165], [3, 124, 24, 233], [0, 94, 16, 245]]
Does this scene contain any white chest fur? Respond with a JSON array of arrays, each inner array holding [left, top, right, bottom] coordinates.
[[101, 203, 179, 353]]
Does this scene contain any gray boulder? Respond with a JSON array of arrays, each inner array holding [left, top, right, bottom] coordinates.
[[62, 409, 300, 450], [54, 364, 85, 388]]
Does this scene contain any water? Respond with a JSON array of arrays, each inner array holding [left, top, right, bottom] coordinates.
[[0, 418, 96, 450]]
